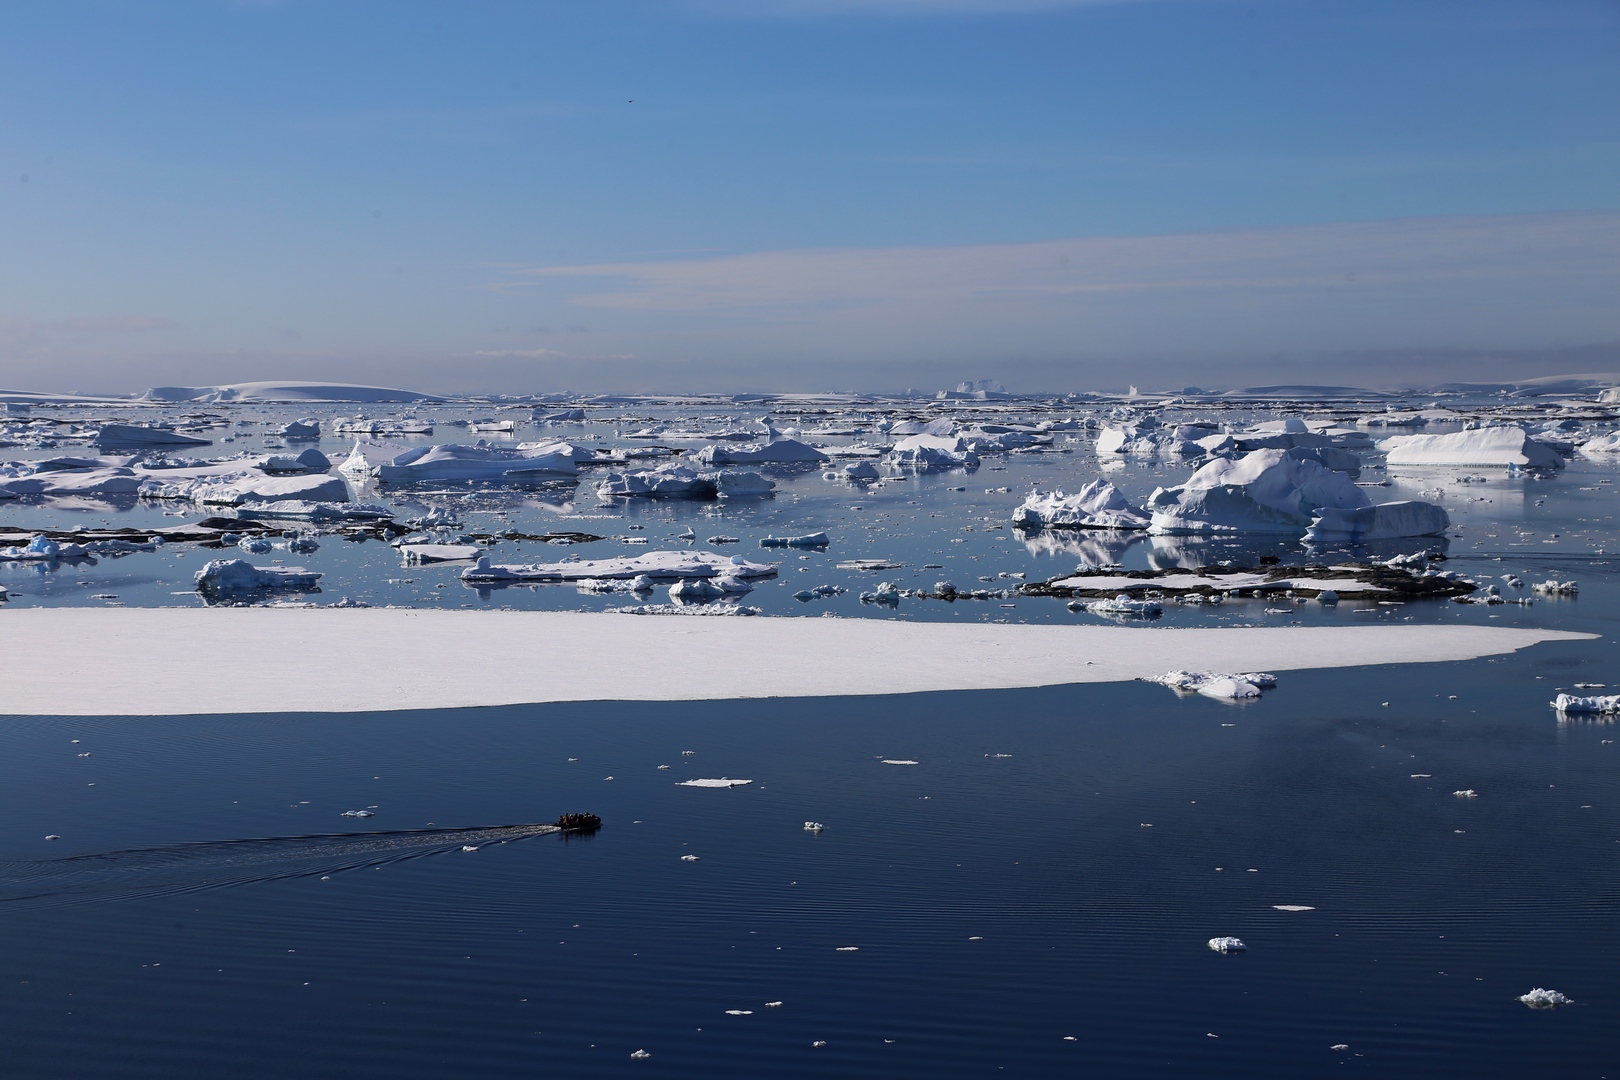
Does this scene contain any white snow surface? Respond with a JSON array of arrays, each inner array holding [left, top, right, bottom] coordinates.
[[1381, 426, 1565, 469], [0, 611, 1584, 716], [1012, 481, 1151, 530]]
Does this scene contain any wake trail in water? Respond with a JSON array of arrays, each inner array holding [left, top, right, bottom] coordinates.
[[0, 823, 561, 908]]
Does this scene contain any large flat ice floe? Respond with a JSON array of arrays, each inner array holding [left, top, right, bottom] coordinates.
[[0, 610, 1587, 716], [1381, 426, 1565, 469]]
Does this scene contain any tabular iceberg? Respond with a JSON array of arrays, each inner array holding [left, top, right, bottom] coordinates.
[[1381, 426, 1565, 469], [462, 550, 777, 583]]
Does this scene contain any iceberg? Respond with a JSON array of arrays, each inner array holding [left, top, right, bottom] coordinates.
[[375, 442, 577, 482], [1382, 426, 1565, 469], [1518, 988, 1572, 1009], [690, 438, 828, 465], [194, 559, 322, 594], [1207, 937, 1246, 952], [595, 464, 774, 499], [1551, 693, 1620, 714], [1078, 595, 1163, 618], [255, 447, 331, 473], [1303, 501, 1451, 543], [1577, 431, 1620, 456], [886, 433, 980, 470], [278, 418, 321, 439], [676, 778, 753, 788], [462, 550, 777, 583], [139, 470, 350, 505], [1147, 448, 1370, 536], [1150, 670, 1277, 700], [399, 543, 484, 563], [759, 532, 830, 548], [668, 576, 755, 600], [1095, 418, 1209, 457], [1012, 481, 1150, 530], [93, 424, 211, 449], [0, 467, 143, 498]]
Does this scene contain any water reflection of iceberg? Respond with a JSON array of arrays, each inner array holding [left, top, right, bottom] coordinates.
[[1016, 527, 1146, 567]]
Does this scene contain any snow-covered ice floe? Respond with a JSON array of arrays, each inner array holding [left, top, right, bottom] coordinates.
[[193, 559, 322, 595], [138, 469, 351, 506], [691, 438, 828, 465], [0, 613, 1586, 716], [1012, 481, 1150, 530], [0, 468, 143, 498], [1207, 937, 1247, 952], [399, 543, 484, 563], [1381, 426, 1565, 469], [1149, 670, 1278, 700], [1076, 595, 1163, 618], [363, 441, 578, 482], [759, 532, 829, 548], [462, 550, 777, 583], [668, 576, 755, 600], [92, 424, 212, 449], [676, 778, 753, 788]]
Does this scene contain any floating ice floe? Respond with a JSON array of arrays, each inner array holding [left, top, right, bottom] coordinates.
[[1149, 670, 1278, 700], [399, 543, 484, 563], [235, 500, 392, 520], [1518, 988, 1572, 1009], [1207, 937, 1247, 952], [138, 469, 351, 506], [463, 550, 776, 583], [804, 821, 824, 832], [194, 559, 322, 594], [0, 467, 144, 498], [255, 447, 331, 474], [1577, 431, 1620, 456], [677, 778, 753, 788], [1146, 448, 1382, 536], [1012, 481, 1151, 530], [630, 1049, 651, 1060], [93, 423, 212, 449], [1075, 594, 1162, 618], [596, 463, 774, 499], [691, 437, 828, 465], [1303, 501, 1452, 543], [1382, 426, 1565, 469], [1531, 579, 1578, 596], [1272, 905, 1315, 912], [881, 759, 919, 765], [836, 460, 882, 481], [1453, 789, 1478, 798], [760, 532, 829, 548], [793, 584, 846, 601], [1551, 693, 1620, 714], [668, 576, 755, 600], [615, 603, 762, 616], [278, 418, 321, 439]]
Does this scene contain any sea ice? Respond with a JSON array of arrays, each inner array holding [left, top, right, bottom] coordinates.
[[1095, 418, 1208, 457], [759, 532, 830, 548], [462, 550, 776, 583], [1531, 579, 1578, 596], [668, 576, 755, 600], [1147, 448, 1371, 536], [1012, 481, 1151, 530], [691, 438, 828, 465], [596, 463, 774, 499], [1150, 670, 1277, 700], [93, 423, 212, 449], [886, 433, 980, 470], [0, 467, 144, 498], [400, 543, 484, 563], [677, 778, 753, 788], [1078, 595, 1163, 618], [1551, 693, 1620, 714], [1382, 426, 1565, 469], [373, 442, 578, 481], [1207, 937, 1246, 952], [278, 418, 321, 439]]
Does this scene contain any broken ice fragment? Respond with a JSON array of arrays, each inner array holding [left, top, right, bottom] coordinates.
[[1207, 937, 1246, 952], [676, 778, 752, 788], [1518, 988, 1571, 1009]]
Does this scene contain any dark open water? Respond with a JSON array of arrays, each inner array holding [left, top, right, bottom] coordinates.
[[1, 641, 1615, 1077]]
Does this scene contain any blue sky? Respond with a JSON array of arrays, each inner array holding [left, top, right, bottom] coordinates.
[[2, 0, 1617, 393]]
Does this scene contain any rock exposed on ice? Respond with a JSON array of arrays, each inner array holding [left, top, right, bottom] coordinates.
[[1303, 500, 1451, 543], [1150, 670, 1277, 700], [691, 438, 828, 465], [93, 424, 212, 449], [1381, 426, 1565, 469], [194, 559, 322, 594], [1518, 988, 1571, 1009], [277, 418, 321, 439], [1551, 693, 1620, 714], [1207, 937, 1246, 952], [0, 467, 143, 498], [462, 550, 777, 583], [1012, 481, 1151, 530], [760, 532, 830, 548], [677, 778, 753, 788], [1095, 418, 1211, 457], [374, 442, 578, 482], [596, 463, 775, 499], [1147, 448, 1370, 536]]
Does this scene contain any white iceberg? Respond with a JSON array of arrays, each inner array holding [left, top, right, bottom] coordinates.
[[1552, 693, 1620, 714], [759, 532, 830, 548], [1012, 481, 1151, 530], [278, 418, 321, 439], [1207, 937, 1246, 952], [140, 470, 350, 506], [0, 467, 143, 498], [596, 464, 773, 499], [463, 550, 777, 583], [1147, 448, 1370, 536], [1577, 431, 1620, 456], [677, 778, 753, 788], [1079, 594, 1163, 618], [1150, 670, 1277, 700], [194, 559, 322, 593], [255, 447, 331, 473], [886, 433, 980, 470], [1095, 418, 1209, 457], [399, 543, 484, 563], [668, 576, 755, 600], [375, 442, 577, 482], [1382, 426, 1565, 469], [691, 438, 828, 465], [92, 424, 211, 449], [1518, 988, 1571, 1009], [1303, 501, 1451, 543]]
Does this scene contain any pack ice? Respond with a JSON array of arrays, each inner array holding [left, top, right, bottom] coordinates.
[[1381, 426, 1565, 469], [462, 550, 777, 583], [1012, 481, 1150, 530]]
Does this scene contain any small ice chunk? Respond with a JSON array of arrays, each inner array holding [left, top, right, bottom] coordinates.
[[764, 1000, 783, 1007], [680, 854, 700, 861], [724, 1009, 753, 1016], [1552, 693, 1620, 714], [462, 845, 479, 852], [630, 1049, 651, 1059], [804, 821, 825, 832], [1518, 988, 1571, 1009], [1207, 937, 1246, 952], [340, 809, 375, 818], [44, 834, 61, 841], [1272, 905, 1315, 912], [881, 759, 919, 765], [835, 946, 859, 952], [1149, 670, 1276, 700], [1452, 789, 1478, 798], [677, 778, 752, 788]]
